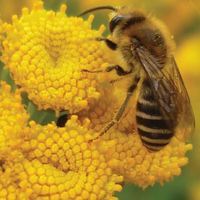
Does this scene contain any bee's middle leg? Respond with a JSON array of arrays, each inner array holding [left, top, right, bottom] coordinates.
[[106, 65, 132, 76], [82, 65, 132, 76]]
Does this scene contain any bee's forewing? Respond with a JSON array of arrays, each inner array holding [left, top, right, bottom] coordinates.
[[134, 45, 195, 138]]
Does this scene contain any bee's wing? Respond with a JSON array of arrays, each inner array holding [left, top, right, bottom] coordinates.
[[171, 57, 195, 136], [135, 45, 195, 138]]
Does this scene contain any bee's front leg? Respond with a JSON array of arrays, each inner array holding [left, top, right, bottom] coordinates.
[[82, 38, 132, 75], [96, 37, 118, 50]]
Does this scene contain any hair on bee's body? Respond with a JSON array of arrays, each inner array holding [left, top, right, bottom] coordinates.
[[110, 8, 175, 66], [78, 6, 195, 151], [102, 8, 177, 151]]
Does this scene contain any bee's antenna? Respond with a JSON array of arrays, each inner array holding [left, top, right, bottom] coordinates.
[[78, 6, 117, 16]]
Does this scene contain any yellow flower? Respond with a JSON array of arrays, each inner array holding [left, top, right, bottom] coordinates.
[[0, 81, 122, 199], [2, 1, 112, 112], [19, 116, 123, 199]]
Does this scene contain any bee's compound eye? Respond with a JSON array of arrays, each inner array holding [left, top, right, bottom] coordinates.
[[110, 15, 123, 33]]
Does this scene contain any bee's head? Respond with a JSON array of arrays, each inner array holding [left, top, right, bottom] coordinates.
[[109, 7, 146, 33]]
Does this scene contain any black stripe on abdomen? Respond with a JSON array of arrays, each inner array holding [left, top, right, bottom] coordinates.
[[138, 127, 173, 151], [136, 113, 173, 151], [136, 79, 174, 151], [136, 115, 168, 129], [137, 102, 161, 116]]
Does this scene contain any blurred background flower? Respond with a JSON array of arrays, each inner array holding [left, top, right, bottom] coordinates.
[[0, 0, 200, 199], [0, 0, 35, 22]]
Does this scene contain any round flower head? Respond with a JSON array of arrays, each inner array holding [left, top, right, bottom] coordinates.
[[2, 1, 112, 113], [20, 116, 123, 199]]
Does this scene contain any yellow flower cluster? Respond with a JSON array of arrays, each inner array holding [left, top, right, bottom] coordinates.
[[0, 82, 122, 199], [0, 0, 194, 199], [2, 1, 112, 112], [20, 117, 123, 199]]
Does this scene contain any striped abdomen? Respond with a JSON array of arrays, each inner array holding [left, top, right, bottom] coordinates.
[[136, 79, 174, 151]]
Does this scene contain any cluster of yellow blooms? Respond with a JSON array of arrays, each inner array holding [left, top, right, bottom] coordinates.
[[0, 1, 193, 199], [0, 82, 122, 199]]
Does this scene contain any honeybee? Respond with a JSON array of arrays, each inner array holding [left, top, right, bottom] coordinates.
[[58, 6, 195, 151]]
